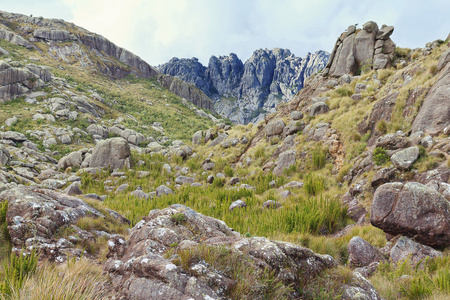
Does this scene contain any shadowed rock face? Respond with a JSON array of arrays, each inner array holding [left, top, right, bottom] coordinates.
[[371, 182, 450, 248], [158, 49, 329, 124], [324, 21, 395, 77], [104, 204, 336, 299], [411, 63, 450, 135]]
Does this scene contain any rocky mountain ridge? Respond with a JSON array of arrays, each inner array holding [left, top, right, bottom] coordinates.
[[158, 49, 329, 124], [0, 10, 216, 113]]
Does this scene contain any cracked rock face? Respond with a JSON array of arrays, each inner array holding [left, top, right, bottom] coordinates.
[[104, 204, 336, 299], [371, 182, 450, 248]]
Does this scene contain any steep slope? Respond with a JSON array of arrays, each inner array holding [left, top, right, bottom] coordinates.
[[158, 49, 329, 124], [0, 10, 216, 113]]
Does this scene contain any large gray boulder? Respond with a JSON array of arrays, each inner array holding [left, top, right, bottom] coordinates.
[[0, 60, 44, 101], [307, 102, 329, 116], [390, 146, 419, 170], [89, 138, 132, 170], [371, 182, 450, 248], [33, 28, 76, 41], [265, 119, 286, 137], [103, 204, 336, 299], [325, 21, 395, 76], [411, 63, 450, 135], [57, 151, 83, 170]]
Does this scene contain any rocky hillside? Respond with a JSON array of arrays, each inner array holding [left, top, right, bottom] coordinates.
[[158, 49, 329, 124], [1, 16, 450, 300], [0, 10, 216, 113]]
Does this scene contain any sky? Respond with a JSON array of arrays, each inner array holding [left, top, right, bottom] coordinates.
[[1, 0, 449, 66]]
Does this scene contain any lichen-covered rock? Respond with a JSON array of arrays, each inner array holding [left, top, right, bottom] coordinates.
[[229, 199, 246, 211], [0, 145, 10, 166], [57, 150, 83, 170], [390, 236, 442, 266], [371, 182, 450, 248], [103, 205, 336, 299], [0, 186, 103, 257], [375, 133, 409, 150], [390, 146, 419, 170], [156, 185, 173, 197], [348, 236, 385, 268]]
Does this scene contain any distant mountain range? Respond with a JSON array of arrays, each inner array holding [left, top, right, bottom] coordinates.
[[158, 49, 329, 124]]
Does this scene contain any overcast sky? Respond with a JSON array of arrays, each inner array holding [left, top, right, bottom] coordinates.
[[2, 0, 449, 66]]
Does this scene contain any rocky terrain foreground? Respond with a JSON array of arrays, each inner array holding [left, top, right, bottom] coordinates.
[[0, 12, 449, 300]]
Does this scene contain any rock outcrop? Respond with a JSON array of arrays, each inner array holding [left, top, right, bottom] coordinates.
[[0, 60, 51, 101], [324, 21, 395, 77], [104, 204, 336, 299], [371, 182, 450, 248], [158, 49, 329, 124]]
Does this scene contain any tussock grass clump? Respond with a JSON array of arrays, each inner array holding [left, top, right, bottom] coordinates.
[[304, 173, 325, 196], [0, 250, 38, 297], [376, 119, 388, 134], [395, 47, 412, 59], [0, 201, 11, 259], [301, 265, 353, 299], [172, 245, 292, 299], [311, 146, 327, 170], [371, 255, 450, 300], [3, 258, 109, 299], [103, 185, 347, 237]]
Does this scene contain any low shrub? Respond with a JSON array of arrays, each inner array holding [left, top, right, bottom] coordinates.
[[373, 147, 389, 166]]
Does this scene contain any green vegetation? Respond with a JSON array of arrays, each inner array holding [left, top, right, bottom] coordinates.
[[371, 256, 450, 300], [312, 146, 327, 170], [304, 173, 325, 196], [373, 147, 390, 166], [169, 245, 292, 299], [0, 250, 38, 297]]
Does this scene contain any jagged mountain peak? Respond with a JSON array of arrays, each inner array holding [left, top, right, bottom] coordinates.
[[158, 48, 329, 124]]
